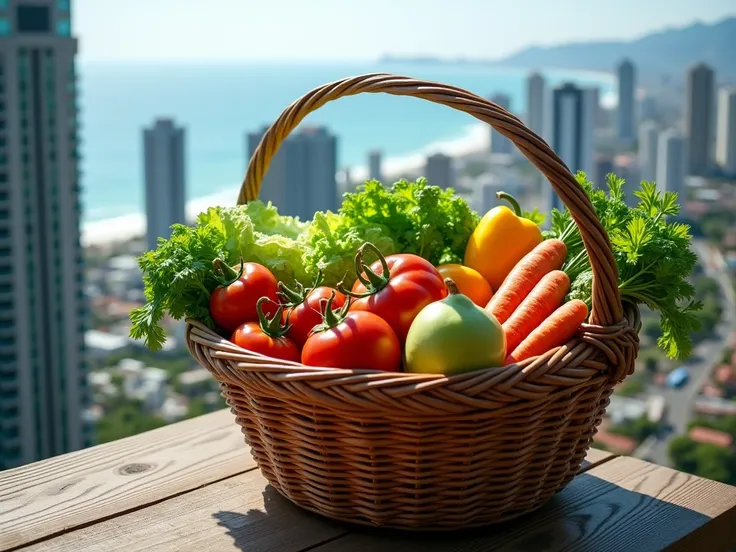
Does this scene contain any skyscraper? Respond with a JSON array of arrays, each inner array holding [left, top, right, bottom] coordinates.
[[368, 149, 383, 182], [550, 83, 596, 211], [656, 129, 687, 198], [0, 0, 90, 470], [685, 63, 715, 176], [246, 125, 338, 221], [489, 93, 513, 155], [143, 119, 186, 252], [639, 94, 657, 122], [616, 59, 636, 142], [526, 72, 546, 138], [425, 153, 454, 189], [638, 121, 659, 183], [716, 86, 736, 177]]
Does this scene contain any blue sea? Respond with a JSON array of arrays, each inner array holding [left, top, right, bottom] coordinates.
[[79, 61, 614, 225]]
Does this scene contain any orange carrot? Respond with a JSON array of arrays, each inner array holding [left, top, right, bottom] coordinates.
[[502, 270, 570, 353], [486, 239, 567, 324], [505, 299, 588, 364]]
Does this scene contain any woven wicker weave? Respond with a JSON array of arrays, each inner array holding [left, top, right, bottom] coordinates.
[[185, 73, 641, 531]]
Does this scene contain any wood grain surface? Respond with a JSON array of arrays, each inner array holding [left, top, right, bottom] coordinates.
[[8, 411, 735, 552], [310, 456, 736, 552], [0, 409, 252, 551], [16, 469, 346, 552], [7, 448, 615, 552]]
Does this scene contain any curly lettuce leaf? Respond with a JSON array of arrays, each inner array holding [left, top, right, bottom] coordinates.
[[338, 178, 479, 266], [301, 211, 395, 288]]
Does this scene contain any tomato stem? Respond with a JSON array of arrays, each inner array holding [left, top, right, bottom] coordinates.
[[317, 291, 352, 331], [278, 270, 324, 307], [213, 257, 244, 287], [340, 242, 391, 298], [444, 277, 459, 296], [256, 297, 291, 338], [496, 191, 522, 216]]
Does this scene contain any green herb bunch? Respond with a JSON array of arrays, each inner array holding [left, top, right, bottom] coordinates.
[[549, 172, 701, 360]]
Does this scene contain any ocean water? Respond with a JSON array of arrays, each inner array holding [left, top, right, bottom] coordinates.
[[79, 61, 614, 224]]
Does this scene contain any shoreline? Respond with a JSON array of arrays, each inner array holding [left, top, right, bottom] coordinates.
[[82, 80, 618, 248], [81, 123, 491, 248]]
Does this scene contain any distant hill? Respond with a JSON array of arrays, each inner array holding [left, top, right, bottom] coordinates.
[[380, 17, 736, 83], [498, 17, 736, 82]]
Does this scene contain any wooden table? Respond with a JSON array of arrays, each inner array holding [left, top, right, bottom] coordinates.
[[2, 409, 736, 552]]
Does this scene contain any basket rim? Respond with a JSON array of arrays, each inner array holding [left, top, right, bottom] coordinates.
[[184, 302, 640, 392]]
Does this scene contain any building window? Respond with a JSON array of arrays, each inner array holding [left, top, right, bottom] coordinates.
[[16, 6, 50, 33], [0, 18, 9, 36], [56, 20, 70, 36]]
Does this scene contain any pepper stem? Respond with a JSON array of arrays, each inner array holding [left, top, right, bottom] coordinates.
[[213, 258, 244, 287], [444, 277, 460, 296], [340, 242, 391, 298], [496, 191, 522, 217], [256, 297, 291, 338]]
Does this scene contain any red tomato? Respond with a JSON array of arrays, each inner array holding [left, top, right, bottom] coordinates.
[[231, 298, 301, 363], [283, 286, 347, 347], [209, 260, 279, 331], [301, 305, 401, 372], [347, 244, 447, 343]]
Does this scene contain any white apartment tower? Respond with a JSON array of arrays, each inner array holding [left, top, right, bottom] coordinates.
[[616, 59, 636, 142], [685, 63, 715, 176], [489, 93, 513, 155], [550, 83, 596, 211], [143, 119, 186, 252], [526, 72, 546, 138], [246, 125, 338, 221], [716, 86, 736, 177], [0, 0, 90, 470], [656, 129, 687, 199], [638, 120, 659, 183]]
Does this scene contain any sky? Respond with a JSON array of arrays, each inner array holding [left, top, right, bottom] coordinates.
[[73, 0, 736, 63]]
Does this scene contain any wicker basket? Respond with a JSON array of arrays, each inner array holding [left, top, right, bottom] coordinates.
[[185, 73, 641, 531]]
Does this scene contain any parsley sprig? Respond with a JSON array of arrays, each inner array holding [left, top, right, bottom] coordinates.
[[549, 172, 702, 360]]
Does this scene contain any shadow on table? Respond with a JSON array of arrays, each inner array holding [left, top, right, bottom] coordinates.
[[212, 487, 343, 552], [213, 473, 731, 552]]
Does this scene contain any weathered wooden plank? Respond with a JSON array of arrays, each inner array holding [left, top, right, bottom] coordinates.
[[310, 456, 736, 552], [11, 447, 616, 552], [16, 469, 346, 552], [0, 409, 253, 552]]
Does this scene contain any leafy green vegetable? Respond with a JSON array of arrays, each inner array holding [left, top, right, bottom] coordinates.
[[339, 178, 479, 266], [521, 207, 547, 226], [130, 201, 313, 351], [549, 172, 701, 360], [130, 180, 480, 351], [301, 211, 396, 288]]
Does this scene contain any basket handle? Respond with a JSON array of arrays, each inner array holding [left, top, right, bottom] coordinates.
[[239, 73, 623, 327]]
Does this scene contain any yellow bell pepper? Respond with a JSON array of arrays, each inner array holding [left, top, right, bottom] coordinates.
[[464, 192, 543, 292]]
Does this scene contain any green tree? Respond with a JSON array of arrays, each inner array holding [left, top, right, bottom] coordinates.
[[96, 399, 167, 444], [608, 415, 659, 443], [668, 435, 698, 472]]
